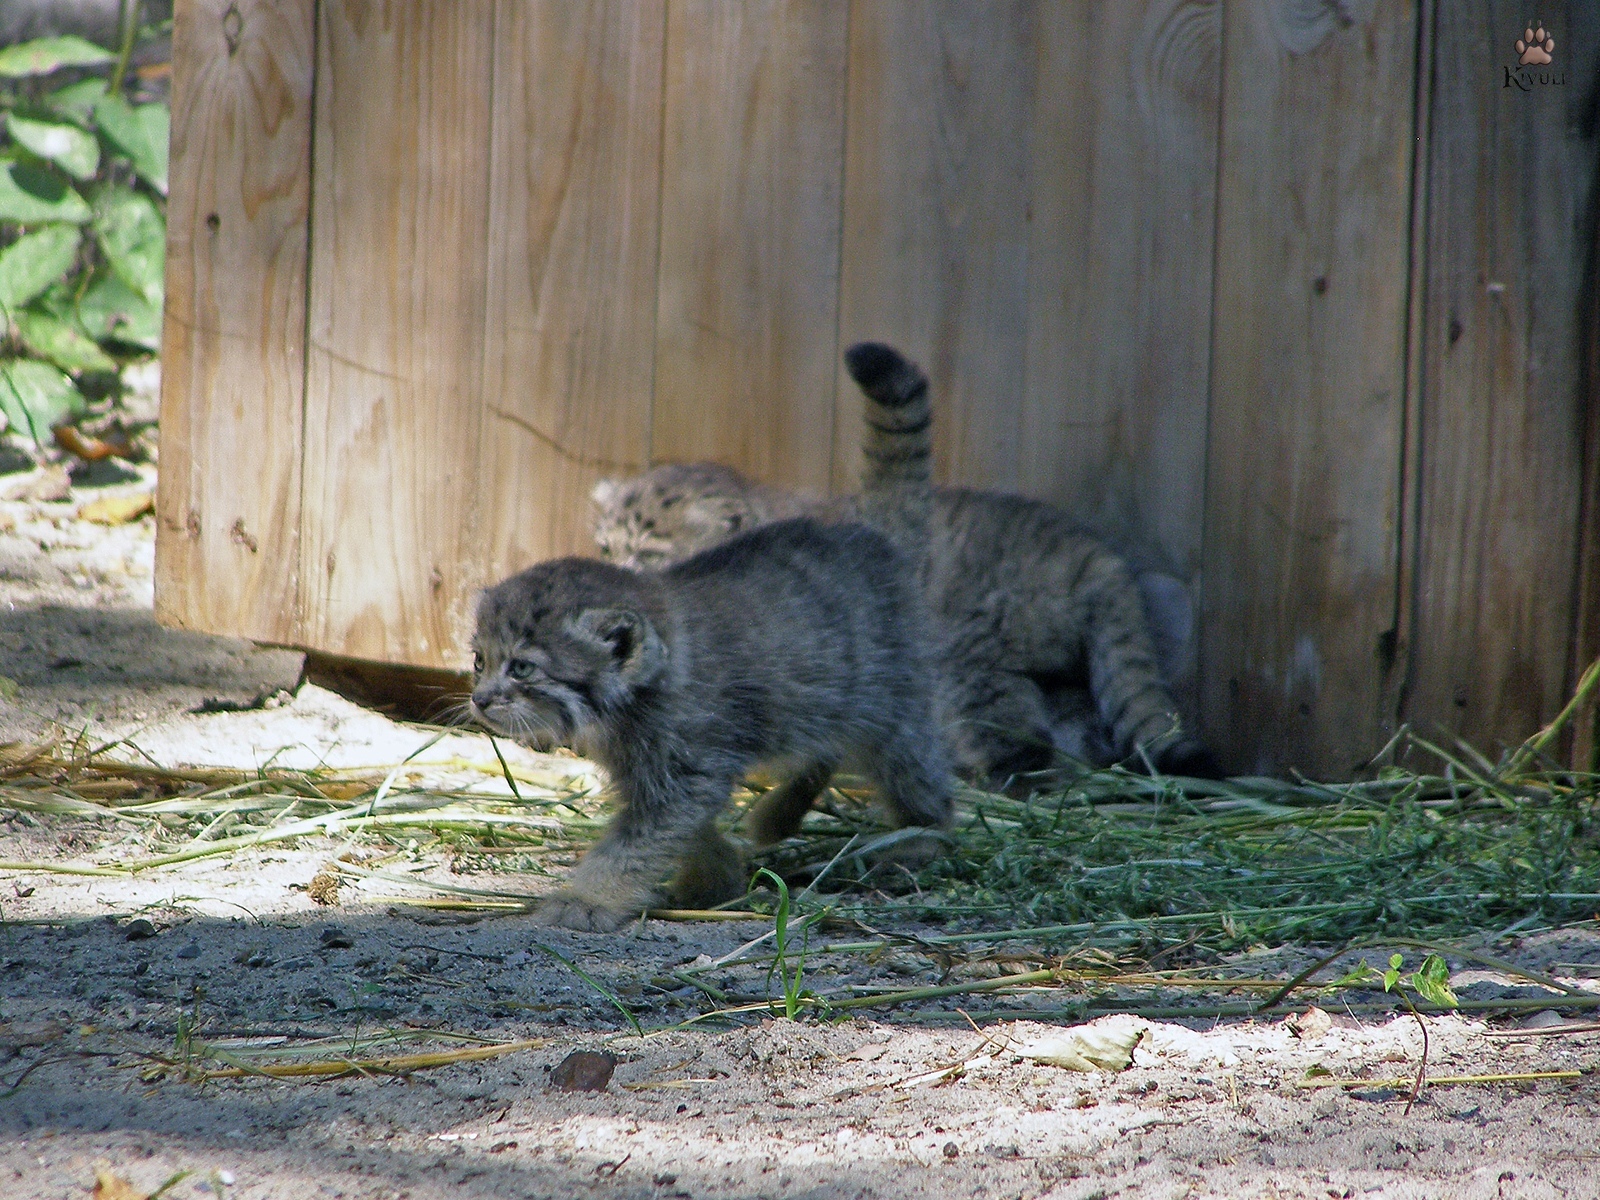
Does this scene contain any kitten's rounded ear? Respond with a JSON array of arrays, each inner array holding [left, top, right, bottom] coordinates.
[[572, 607, 666, 682]]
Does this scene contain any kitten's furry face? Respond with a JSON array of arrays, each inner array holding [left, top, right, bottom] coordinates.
[[470, 559, 666, 750], [591, 464, 761, 570]]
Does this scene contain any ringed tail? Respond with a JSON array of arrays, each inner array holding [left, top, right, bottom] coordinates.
[[844, 342, 933, 491]]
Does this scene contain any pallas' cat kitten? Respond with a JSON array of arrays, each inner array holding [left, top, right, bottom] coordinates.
[[592, 343, 1221, 783], [470, 518, 952, 931]]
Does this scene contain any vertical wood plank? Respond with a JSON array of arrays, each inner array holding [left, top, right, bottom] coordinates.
[[154, 0, 314, 643], [1406, 2, 1600, 760], [296, 2, 494, 668], [479, 0, 666, 576], [652, 0, 848, 490], [1019, 0, 1220, 577], [1200, 0, 1419, 775], [835, 0, 1035, 493]]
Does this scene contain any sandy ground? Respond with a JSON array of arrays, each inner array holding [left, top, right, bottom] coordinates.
[[3, 467, 1600, 1200]]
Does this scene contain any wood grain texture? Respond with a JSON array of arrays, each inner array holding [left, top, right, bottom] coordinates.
[[834, 0, 1035, 494], [652, 0, 847, 490], [1019, 0, 1219, 582], [1405, 3, 1600, 759], [154, 0, 314, 643], [296, 1, 494, 668], [1572, 35, 1600, 771], [479, 0, 666, 577], [1200, 0, 1419, 776]]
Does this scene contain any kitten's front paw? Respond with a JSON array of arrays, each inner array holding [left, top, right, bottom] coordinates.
[[533, 892, 640, 932]]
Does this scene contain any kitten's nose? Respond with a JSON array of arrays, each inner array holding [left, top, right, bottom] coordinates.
[[470, 688, 495, 713]]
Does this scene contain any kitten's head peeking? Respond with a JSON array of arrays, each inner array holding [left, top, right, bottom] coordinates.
[[470, 558, 668, 750], [591, 463, 761, 570]]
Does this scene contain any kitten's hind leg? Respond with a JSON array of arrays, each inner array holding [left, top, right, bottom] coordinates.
[[670, 819, 749, 910], [746, 759, 837, 847]]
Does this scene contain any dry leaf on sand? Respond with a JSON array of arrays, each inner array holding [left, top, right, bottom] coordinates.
[[1013, 1023, 1145, 1072], [79, 492, 153, 525], [91, 1169, 150, 1200]]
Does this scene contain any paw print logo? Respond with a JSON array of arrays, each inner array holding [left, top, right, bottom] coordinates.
[[1516, 23, 1555, 66]]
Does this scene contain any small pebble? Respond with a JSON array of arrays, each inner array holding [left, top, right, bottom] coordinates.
[[549, 1050, 616, 1092], [177, 942, 201, 959], [123, 918, 156, 941]]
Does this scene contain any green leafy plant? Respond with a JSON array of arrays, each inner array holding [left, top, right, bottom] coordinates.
[[1336, 951, 1459, 1010], [1335, 951, 1458, 1111], [0, 13, 169, 456]]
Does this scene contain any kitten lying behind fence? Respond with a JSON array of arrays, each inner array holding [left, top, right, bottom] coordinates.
[[470, 518, 952, 931]]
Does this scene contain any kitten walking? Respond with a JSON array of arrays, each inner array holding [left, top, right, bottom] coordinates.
[[471, 518, 952, 931]]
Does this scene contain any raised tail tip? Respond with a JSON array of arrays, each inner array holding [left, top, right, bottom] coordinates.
[[843, 341, 926, 408]]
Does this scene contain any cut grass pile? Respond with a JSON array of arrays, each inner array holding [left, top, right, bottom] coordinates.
[[766, 739, 1600, 953]]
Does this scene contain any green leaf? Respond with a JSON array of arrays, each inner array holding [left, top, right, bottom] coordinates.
[[0, 358, 86, 445], [1331, 963, 1382, 989], [93, 185, 164, 304], [93, 95, 169, 195], [0, 223, 81, 313], [1388, 953, 1404, 970], [6, 112, 100, 180], [46, 79, 108, 125], [76, 269, 162, 351], [0, 36, 113, 79], [0, 160, 92, 224], [14, 309, 118, 374], [1408, 954, 1459, 1009]]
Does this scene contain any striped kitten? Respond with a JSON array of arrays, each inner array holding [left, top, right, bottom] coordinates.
[[471, 518, 952, 930], [592, 344, 1221, 784]]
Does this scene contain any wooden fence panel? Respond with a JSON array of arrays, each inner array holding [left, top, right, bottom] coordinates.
[[1018, 0, 1220, 582], [1201, 0, 1420, 775], [834, 0, 1035, 493], [296, 2, 493, 665], [479, 0, 666, 578], [154, 0, 314, 643], [151, 1, 1599, 775], [651, 0, 848, 491], [1405, 2, 1599, 758]]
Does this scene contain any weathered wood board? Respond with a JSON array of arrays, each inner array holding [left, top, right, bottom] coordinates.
[[296, 2, 494, 665], [479, 0, 667, 577], [835, 0, 1035, 495], [1405, 2, 1599, 760], [1201, 0, 1420, 775], [654, 0, 848, 491], [155, 0, 315, 644]]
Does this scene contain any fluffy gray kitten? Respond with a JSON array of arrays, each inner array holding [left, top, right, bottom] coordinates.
[[470, 517, 952, 931], [592, 344, 1221, 782]]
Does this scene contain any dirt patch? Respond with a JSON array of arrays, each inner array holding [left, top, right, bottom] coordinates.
[[3, 476, 1600, 1199]]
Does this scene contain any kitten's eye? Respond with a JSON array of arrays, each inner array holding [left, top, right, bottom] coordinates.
[[508, 658, 541, 683], [660, 495, 679, 509], [472, 651, 484, 675]]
